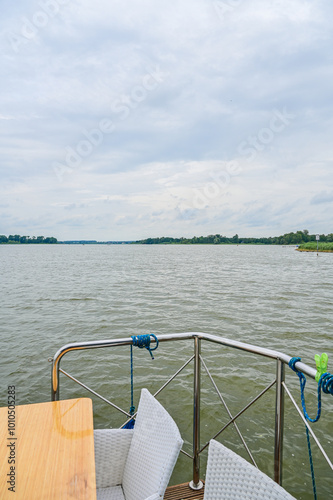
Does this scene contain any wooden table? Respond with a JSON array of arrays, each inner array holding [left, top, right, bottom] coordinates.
[[0, 398, 96, 499]]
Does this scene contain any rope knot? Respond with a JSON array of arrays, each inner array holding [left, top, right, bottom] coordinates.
[[129, 405, 135, 416], [320, 373, 333, 395], [288, 356, 302, 372], [131, 334, 159, 359]]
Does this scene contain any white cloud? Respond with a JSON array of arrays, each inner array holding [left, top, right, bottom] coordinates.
[[0, 0, 333, 239]]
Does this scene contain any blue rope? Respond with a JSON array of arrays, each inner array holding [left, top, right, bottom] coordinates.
[[122, 334, 159, 429], [122, 344, 135, 429], [320, 372, 333, 395], [289, 357, 321, 422], [288, 357, 333, 500], [131, 334, 159, 359], [129, 343, 135, 415]]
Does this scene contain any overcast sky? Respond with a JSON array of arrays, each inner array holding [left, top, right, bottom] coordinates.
[[1, 0, 332, 240]]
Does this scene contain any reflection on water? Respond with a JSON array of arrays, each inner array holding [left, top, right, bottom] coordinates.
[[1, 244, 332, 499]]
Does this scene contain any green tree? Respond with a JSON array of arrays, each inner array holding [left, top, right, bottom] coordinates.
[[302, 229, 309, 242]]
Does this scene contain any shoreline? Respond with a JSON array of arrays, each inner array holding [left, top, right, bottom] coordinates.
[[296, 248, 333, 253]]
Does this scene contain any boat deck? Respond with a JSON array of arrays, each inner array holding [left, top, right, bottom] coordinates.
[[165, 482, 205, 500]]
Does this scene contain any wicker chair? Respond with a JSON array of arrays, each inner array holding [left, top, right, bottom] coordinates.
[[94, 388, 183, 500], [203, 439, 296, 500]]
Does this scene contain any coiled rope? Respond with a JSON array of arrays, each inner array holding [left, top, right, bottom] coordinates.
[[131, 333, 159, 359], [288, 357, 333, 500], [122, 334, 159, 429]]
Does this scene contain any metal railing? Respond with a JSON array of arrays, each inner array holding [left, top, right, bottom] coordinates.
[[51, 332, 332, 490]]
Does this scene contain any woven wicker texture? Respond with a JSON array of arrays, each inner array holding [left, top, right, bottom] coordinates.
[[122, 389, 183, 500], [94, 429, 133, 488], [97, 485, 125, 500], [203, 440, 296, 500], [94, 389, 183, 500]]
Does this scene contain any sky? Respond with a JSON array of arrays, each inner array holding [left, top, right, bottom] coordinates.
[[1, 0, 333, 241]]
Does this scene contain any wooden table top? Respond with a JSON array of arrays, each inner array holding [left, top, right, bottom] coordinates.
[[0, 398, 96, 499]]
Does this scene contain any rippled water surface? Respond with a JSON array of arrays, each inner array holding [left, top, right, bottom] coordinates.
[[1, 244, 332, 498]]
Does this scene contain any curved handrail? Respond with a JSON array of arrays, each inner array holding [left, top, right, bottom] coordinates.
[[51, 331, 329, 492], [51, 332, 317, 399]]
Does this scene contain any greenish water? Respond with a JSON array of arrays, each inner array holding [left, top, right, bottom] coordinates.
[[0, 244, 332, 498]]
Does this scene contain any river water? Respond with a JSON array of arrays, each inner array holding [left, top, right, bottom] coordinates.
[[0, 244, 332, 498]]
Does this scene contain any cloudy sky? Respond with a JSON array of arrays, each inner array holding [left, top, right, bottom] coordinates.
[[1, 0, 332, 240]]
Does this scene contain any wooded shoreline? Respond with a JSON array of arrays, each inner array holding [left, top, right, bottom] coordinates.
[[136, 230, 333, 246], [1, 230, 332, 248]]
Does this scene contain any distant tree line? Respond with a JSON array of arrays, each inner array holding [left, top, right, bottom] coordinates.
[[58, 240, 133, 244], [136, 230, 333, 245], [0, 235, 58, 244]]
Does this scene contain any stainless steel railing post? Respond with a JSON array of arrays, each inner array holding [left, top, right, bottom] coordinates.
[[274, 359, 285, 485], [50, 333, 319, 485], [189, 336, 203, 490], [51, 359, 60, 401]]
